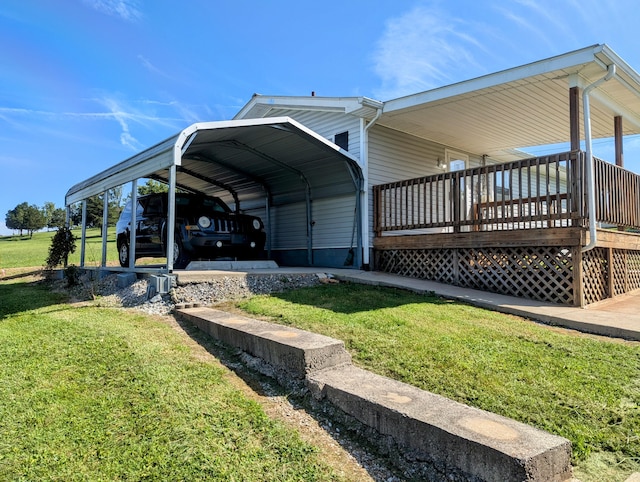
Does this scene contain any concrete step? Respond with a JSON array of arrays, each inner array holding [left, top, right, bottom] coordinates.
[[177, 307, 351, 380], [177, 306, 573, 482], [308, 364, 571, 482], [184, 260, 279, 271]]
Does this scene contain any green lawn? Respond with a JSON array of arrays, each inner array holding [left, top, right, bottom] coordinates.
[[0, 228, 119, 269], [233, 283, 640, 482], [0, 279, 347, 481]]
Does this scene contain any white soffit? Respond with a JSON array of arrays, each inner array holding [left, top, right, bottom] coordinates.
[[379, 44, 640, 161]]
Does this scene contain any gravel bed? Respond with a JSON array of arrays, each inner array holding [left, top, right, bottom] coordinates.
[[58, 271, 325, 315]]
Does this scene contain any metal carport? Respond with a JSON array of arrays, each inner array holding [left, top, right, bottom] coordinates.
[[65, 116, 364, 272]]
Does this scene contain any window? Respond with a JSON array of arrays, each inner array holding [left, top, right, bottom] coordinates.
[[334, 131, 349, 151]]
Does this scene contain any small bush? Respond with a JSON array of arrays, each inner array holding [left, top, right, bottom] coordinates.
[[45, 227, 77, 269], [64, 264, 81, 287]]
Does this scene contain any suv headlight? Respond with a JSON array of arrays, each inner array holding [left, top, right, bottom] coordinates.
[[198, 216, 211, 229], [252, 219, 261, 230]]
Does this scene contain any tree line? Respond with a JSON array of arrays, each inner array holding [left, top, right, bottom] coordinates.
[[4, 180, 170, 238], [5, 202, 66, 238]]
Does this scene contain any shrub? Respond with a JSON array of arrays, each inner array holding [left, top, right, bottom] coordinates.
[[46, 227, 77, 269]]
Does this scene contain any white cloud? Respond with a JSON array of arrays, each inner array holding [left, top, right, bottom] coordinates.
[[372, 5, 486, 100], [83, 0, 142, 21], [138, 55, 172, 79], [493, 5, 556, 52]]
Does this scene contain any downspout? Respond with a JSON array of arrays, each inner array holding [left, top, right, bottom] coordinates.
[[361, 107, 383, 268], [582, 64, 616, 253]]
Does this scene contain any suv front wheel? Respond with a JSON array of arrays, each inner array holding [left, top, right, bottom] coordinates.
[[171, 237, 190, 269], [118, 238, 130, 268]]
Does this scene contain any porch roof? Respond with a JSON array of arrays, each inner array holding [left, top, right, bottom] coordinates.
[[382, 44, 640, 162], [237, 44, 640, 164]]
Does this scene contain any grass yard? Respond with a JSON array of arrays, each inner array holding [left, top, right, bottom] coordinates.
[[232, 283, 640, 482], [0, 228, 120, 269], [0, 279, 354, 482]]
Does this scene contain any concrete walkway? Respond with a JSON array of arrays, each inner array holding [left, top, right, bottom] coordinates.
[[177, 267, 640, 342]]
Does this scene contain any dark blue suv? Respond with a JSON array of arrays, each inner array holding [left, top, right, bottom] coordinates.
[[116, 193, 266, 268]]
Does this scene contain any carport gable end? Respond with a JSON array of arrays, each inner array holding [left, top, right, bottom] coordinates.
[[65, 117, 364, 272]]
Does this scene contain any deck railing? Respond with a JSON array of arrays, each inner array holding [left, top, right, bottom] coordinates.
[[374, 151, 640, 236], [594, 157, 640, 228], [373, 151, 588, 235]]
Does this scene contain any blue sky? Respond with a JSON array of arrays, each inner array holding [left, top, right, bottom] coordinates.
[[1, 0, 639, 235]]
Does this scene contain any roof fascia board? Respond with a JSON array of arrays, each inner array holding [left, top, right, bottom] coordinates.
[[599, 44, 640, 88], [65, 135, 178, 205], [383, 44, 606, 113], [234, 95, 382, 120]]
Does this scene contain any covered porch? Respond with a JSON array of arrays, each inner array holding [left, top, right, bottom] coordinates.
[[367, 45, 640, 307], [373, 151, 640, 306]]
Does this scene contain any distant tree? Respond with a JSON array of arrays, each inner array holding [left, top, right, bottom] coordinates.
[[5, 202, 46, 238], [23, 204, 46, 238], [138, 179, 169, 195], [70, 188, 123, 234], [42, 202, 56, 229], [48, 208, 67, 229], [5, 202, 28, 235]]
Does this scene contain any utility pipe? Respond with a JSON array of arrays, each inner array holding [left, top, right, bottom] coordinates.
[[582, 64, 616, 253], [361, 106, 383, 268]]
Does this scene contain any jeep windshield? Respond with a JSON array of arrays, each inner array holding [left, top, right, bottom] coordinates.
[[175, 195, 231, 216]]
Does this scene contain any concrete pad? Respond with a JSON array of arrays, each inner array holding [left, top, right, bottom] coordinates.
[[116, 272, 137, 288], [625, 473, 640, 482], [308, 364, 572, 482], [185, 260, 279, 271], [177, 307, 351, 379]]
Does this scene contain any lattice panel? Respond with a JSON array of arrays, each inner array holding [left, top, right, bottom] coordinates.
[[375, 249, 456, 284], [457, 247, 574, 304], [612, 249, 640, 296], [376, 246, 575, 305], [581, 248, 608, 305]]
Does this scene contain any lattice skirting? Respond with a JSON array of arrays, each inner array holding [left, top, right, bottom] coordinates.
[[582, 248, 640, 304], [375, 247, 575, 305], [376, 246, 640, 306]]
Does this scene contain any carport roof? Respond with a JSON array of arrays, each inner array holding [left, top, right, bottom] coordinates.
[[65, 117, 362, 207]]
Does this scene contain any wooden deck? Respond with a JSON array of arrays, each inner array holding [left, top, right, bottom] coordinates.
[[372, 151, 640, 307]]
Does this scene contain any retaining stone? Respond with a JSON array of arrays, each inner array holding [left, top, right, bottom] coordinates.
[[177, 306, 573, 482]]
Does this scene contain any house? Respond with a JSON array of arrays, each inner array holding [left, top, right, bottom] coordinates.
[[66, 44, 640, 306]]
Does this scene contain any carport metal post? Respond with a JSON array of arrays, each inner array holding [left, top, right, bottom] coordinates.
[[166, 164, 177, 272], [306, 186, 313, 265], [101, 191, 109, 266], [129, 180, 137, 268], [265, 194, 272, 259], [80, 200, 87, 267]]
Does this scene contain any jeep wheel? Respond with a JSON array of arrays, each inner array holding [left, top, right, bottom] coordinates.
[[118, 239, 130, 268], [172, 237, 190, 269]]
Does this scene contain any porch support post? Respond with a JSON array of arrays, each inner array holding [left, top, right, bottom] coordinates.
[[615, 116, 625, 231], [614, 115, 624, 167], [569, 86, 581, 151], [606, 247, 615, 300], [572, 246, 584, 307]]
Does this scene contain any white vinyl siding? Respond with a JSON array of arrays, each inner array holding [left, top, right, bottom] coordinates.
[[367, 125, 498, 242], [261, 108, 361, 159]]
